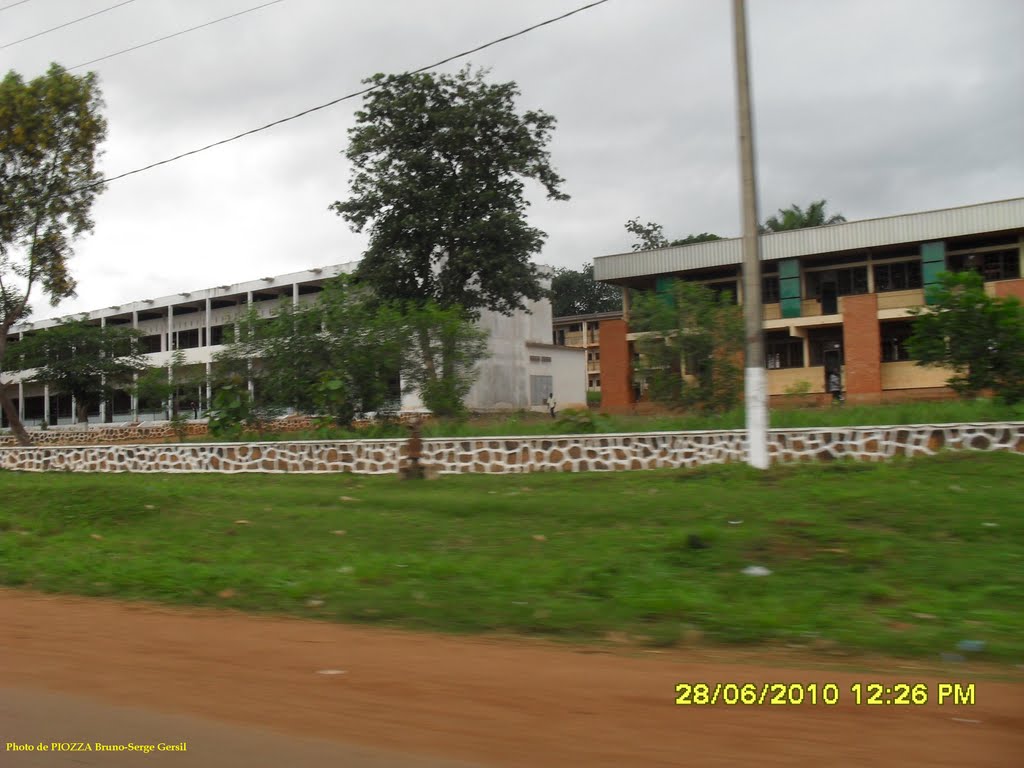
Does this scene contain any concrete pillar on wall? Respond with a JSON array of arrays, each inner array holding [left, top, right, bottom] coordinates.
[[166, 305, 175, 420], [205, 297, 211, 348], [599, 318, 633, 410], [71, 395, 77, 425], [17, 380, 24, 423], [841, 293, 882, 402], [99, 317, 106, 423], [293, 283, 299, 307], [43, 384, 50, 426], [205, 362, 212, 413]]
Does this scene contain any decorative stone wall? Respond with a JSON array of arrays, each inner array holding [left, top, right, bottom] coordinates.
[[0, 422, 1021, 474]]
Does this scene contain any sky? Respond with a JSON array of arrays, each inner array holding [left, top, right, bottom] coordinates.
[[3, 0, 1022, 322]]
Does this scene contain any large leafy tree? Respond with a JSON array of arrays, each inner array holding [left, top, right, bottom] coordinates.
[[10, 320, 146, 425], [0, 64, 107, 443], [630, 280, 744, 412], [550, 263, 621, 317], [332, 66, 568, 317], [761, 200, 845, 232], [214, 276, 412, 426], [624, 218, 721, 251], [908, 271, 1024, 403]]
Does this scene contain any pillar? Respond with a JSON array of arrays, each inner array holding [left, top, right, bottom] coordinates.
[[599, 318, 633, 410], [205, 361, 212, 413], [205, 297, 211, 348], [99, 317, 106, 423], [17, 380, 24, 423], [841, 293, 881, 403], [43, 384, 50, 426]]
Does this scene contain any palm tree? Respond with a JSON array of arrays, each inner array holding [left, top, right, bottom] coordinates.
[[761, 200, 846, 232]]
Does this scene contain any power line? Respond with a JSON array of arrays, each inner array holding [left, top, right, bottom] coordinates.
[[0, 0, 37, 13], [1, 0, 139, 50], [69, 0, 286, 71], [87, 0, 611, 191]]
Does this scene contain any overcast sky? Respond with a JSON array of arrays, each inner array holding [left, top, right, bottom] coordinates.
[[3, 0, 1022, 321]]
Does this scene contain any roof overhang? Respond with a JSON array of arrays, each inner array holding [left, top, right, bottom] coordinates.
[[593, 197, 1024, 283]]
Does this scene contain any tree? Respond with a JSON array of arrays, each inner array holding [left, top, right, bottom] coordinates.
[[332, 65, 568, 318], [624, 218, 721, 251], [908, 271, 1024, 403], [761, 200, 845, 232], [629, 280, 744, 412], [135, 349, 207, 438], [401, 302, 489, 417], [0, 64, 107, 443], [9, 320, 145, 425], [550, 263, 621, 317], [213, 276, 407, 426]]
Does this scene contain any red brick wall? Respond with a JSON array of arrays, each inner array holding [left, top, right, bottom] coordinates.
[[994, 278, 1024, 301], [599, 319, 633, 409], [841, 293, 881, 399]]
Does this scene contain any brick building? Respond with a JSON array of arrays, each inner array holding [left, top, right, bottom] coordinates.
[[592, 198, 1024, 409]]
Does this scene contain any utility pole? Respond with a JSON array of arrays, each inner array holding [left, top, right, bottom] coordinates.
[[732, 0, 768, 469]]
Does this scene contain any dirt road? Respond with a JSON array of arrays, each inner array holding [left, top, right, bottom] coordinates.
[[1, 590, 1020, 767]]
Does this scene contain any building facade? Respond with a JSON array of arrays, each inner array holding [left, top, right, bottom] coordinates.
[[593, 198, 1024, 409], [1, 262, 584, 429], [551, 310, 623, 394]]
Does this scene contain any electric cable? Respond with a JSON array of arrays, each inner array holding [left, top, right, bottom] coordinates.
[[69, 0, 286, 71], [84, 0, 611, 191]]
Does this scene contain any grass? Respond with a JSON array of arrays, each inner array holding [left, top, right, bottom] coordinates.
[[191, 398, 1024, 442], [1, 451, 1022, 662]]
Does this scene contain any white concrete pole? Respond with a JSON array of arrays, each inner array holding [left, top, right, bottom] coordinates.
[[17, 380, 24, 423], [131, 310, 139, 421], [166, 305, 175, 420], [99, 317, 107, 423], [43, 384, 50, 426], [205, 297, 211, 348], [246, 291, 254, 399]]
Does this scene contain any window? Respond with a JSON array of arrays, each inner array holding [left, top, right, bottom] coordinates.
[[210, 325, 227, 346], [141, 334, 161, 354], [530, 375, 553, 406], [764, 334, 803, 369], [762, 276, 780, 304], [706, 280, 737, 304], [874, 261, 922, 292], [805, 267, 868, 298], [555, 329, 566, 345], [881, 321, 914, 362], [949, 250, 1020, 281], [587, 350, 600, 362], [807, 329, 844, 366], [174, 328, 200, 350]]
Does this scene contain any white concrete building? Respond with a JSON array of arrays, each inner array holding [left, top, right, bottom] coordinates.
[[1, 262, 584, 428]]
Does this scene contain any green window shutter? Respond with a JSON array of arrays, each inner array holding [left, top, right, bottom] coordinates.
[[920, 242, 945, 305], [778, 258, 801, 318]]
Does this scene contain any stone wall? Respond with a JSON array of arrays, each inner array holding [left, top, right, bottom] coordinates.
[[0, 422, 1021, 474]]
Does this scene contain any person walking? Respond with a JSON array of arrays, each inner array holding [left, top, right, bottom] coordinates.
[[827, 370, 843, 404], [548, 393, 557, 419]]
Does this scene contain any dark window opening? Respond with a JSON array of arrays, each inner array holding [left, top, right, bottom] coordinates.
[[762, 276, 780, 304], [948, 250, 1020, 282], [807, 329, 844, 367], [141, 334, 161, 354], [881, 321, 915, 362], [805, 267, 868, 299], [174, 328, 200, 350], [874, 261, 922, 292], [765, 333, 803, 369]]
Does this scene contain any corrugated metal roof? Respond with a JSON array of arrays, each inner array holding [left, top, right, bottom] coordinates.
[[594, 197, 1024, 282]]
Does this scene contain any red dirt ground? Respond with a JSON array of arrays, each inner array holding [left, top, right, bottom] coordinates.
[[1, 590, 1021, 767]]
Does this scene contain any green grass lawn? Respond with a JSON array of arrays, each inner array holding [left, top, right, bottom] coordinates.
[[1, 452, 1022, 662]]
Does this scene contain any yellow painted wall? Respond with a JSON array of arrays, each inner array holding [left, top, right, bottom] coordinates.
[[880, 361, 952, 390], [877, 289, 924, 310], [767, 366, 825, 395]]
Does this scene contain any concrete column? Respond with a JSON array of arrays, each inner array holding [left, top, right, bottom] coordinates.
[[17, 380, 24, 423], [205, 362, 212, 413], [71, 395, 77, 425], [292, 282, 299, 307], [131, 373, 138, 421], [865, 251, 875, 294], [43, 384, 50, 426], [246, 291, 254, 397], [205, 298, 211, 347], [99, 317, 107, 423], [166, 306, 175, 420]]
